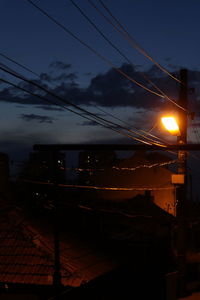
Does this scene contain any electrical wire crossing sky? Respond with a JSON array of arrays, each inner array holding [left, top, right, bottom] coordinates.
[[0, 0, 200, 161]]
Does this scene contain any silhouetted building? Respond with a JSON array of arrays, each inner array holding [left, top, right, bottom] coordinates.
[[92, 151, 176, 216], [22, 151, 66, 183], [78, 150, 117, 185]]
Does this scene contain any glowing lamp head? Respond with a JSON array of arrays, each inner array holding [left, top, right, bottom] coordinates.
[[161, 116, 180, 136]]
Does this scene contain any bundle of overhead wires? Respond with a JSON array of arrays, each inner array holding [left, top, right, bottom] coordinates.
[[0, 0, 189, 149]]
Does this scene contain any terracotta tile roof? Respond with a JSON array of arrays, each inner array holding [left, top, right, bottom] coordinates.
[[0, 205, 117, 287]]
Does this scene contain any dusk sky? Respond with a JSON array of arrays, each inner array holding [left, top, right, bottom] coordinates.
[[1, 0, 200, 164]]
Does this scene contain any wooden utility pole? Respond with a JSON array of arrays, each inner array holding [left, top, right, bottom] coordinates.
[[176, 68, 188, 297]]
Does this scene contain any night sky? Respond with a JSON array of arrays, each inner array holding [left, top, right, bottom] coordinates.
[[1, 0, 200, 165]]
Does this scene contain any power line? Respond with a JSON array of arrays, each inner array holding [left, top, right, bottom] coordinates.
[[69, 0, 134, 66], [1, 68, 157, 146], [0, 53, 39, 77], [0, 76, 146, 143], [26, 0, 186, 111], [87, 0, 186, 111], [69, 0, 164, 99], [97, 0, 182, 85], [0, 64, 131, 129], [87, 105, 177, 155], [0, 77, 101, 123], [93, 106, 166, 145], [0, 62, 168, 145], [0, 67, 155, 144], [18, 178, 175, 191], [73, 0, 182, 112], [68, 0, 181, 142], [94, 106, 167, 145], [0, 52, 166, 145], [26, 0, 171, 99], [0, 61, 27, 80], [2, 1, 180, 144]]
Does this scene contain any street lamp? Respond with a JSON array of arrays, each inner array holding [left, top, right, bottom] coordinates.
[[161, 116, 180, 136]]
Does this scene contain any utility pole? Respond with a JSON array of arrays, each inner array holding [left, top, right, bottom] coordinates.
[[52, 151, 62, 298], [176, 68, 188, 297]]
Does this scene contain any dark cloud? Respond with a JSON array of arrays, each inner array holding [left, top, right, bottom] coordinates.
[[1, 62, 200, 113], [20, 113, 56, 123], [78, 120, 99, 127], [39, 72, 78, 84], [35, 105, 65, 111], [84, 72, 92, 76], [49, 61, 71, 70], [0, 86, 40, 105], [39, 73, 53, 82], [15, 105, 26, 109], [85, 63, 170, 108], [167, 64, 180, 71], [54, 72, 77, 82], [18, 79, 49, 94]]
